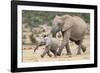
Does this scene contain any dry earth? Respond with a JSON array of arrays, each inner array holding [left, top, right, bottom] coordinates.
[[22, 34, 90, 62]]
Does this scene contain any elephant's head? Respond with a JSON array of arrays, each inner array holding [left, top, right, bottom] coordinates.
[[34, 36, 47, 52], [51, 15, 73, 37]]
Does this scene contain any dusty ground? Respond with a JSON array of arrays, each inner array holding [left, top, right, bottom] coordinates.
[[22, 35, 90, 62]]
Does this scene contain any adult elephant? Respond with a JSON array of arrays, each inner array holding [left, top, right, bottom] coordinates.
[[51, 15, 88, 56]]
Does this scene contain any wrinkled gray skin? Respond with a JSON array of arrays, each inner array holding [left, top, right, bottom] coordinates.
[[34, 36, 60, 58], [51, 15, 87, 56]]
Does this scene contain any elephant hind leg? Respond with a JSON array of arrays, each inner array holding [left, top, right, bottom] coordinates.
[[57, 40, 72, 56], [75, 40, 82, 55], [47, 51, 52, 57], [77, 44, 81, 55], [50, 49, 57, 57], [75, 40, 86, 55], [81, 45, 86, 53]]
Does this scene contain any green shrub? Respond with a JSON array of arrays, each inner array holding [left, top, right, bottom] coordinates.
[[22, 10, 90, 27], [30, 34, 37, 44]]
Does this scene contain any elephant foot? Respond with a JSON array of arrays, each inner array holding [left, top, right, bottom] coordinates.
[[54, 55, 57, 58], [66, 52, 72, 56], [41, 55, 44, 58], [77, 52, 81, 55], [82, 47, 86, 53], [48, 54, 52, 57], [57, 52, 61, 56], [54, 54, 57, 57]]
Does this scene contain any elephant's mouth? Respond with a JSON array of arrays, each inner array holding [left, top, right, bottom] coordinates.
[[51, 27, 61, 37], [51, 29, 56, 37], [51, 31, 57, 37]]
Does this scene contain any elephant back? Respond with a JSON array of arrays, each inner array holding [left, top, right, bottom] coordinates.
[[70, 16, 88, 40], [72, 16, 87, 31]]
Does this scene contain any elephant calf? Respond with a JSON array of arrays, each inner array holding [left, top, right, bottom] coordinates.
[[34, 35, 60, 58]]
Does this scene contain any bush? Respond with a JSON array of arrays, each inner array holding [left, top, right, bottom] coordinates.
[[22, 10, 90, 27], [30, 34, 37, 44]]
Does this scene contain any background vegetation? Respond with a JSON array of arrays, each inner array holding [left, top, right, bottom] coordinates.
[[22, 10, 90, 27]]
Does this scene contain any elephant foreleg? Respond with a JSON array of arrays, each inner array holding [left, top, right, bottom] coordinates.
[[41, 50, 47, 58], [41, 46, 50, 58], [57, 42, 65, 56], [65, 42, 72, 55], [57, 30, 71, 56]]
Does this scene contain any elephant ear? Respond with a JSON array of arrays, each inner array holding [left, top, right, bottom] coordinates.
[[61, 15, 73, 31]]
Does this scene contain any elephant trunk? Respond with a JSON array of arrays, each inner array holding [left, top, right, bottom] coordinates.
[[52, 32, 56, 37], [51, 28, 57, 37], [34, 45, 39, 52], [34, 43, 42, 52]]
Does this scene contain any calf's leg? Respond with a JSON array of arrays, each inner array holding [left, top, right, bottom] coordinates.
[[41, 46, 50, 58], [47, 51, 52, 57]]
